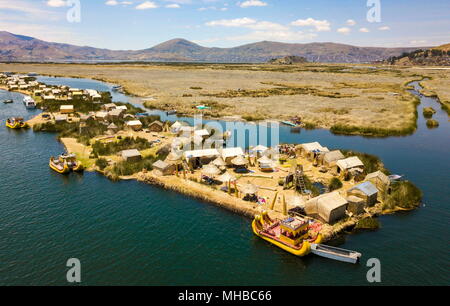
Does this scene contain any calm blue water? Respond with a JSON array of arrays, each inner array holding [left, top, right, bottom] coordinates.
[[0, 78, 448, 285]]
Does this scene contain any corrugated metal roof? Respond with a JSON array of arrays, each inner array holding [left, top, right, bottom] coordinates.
[[349, 181, 378, 196]]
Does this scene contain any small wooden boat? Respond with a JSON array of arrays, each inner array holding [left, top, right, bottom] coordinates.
[[310, 243, 362, 264], [388, 174, 404, 181], [3, 99, 13, 104], [6, 117, 28, 129], [252, 212, 322, 257]]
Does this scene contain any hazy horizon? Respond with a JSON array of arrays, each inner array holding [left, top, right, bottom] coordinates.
[[0, 0, 448, 50]]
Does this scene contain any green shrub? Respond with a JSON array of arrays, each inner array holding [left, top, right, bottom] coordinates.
[[354, 217, 380, 230], [329, 178, 343, 191], [92, 137, 152, 156], [384, 181, 422, 210], [110, 156, 157, 176], [426, 119, 439, 128], [422, 107, 436, 118], [95, 158, 109, 170]]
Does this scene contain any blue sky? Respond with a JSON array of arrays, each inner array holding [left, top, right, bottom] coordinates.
[[0, 0, 449, 49]]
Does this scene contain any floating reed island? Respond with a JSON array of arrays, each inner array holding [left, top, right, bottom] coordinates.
[[2, 72, 422, 243]]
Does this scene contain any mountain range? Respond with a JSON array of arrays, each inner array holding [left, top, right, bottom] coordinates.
[[0, 31, 426, 63]]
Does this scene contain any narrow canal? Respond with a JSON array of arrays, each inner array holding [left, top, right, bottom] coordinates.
[[0, 77, 448, 285]]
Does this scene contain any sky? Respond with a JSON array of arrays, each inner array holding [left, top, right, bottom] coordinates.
[[0, 0, 449, 50]]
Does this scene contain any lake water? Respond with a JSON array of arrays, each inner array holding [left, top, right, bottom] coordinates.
[[0, 77, 448, 285]]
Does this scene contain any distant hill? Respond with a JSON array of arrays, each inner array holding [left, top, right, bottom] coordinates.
[[386, 43, 450, 66], [0, 31, 425, 63]]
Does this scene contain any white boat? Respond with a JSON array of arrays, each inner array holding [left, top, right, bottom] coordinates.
[[310, 243, 362, 264], [23, 96, 36, 109]]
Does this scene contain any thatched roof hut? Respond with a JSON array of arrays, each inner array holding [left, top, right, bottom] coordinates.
[[231, 155, 248, 167], [217, 172, 236, 183], [202, 164, 221, 176], [322, 150, 345, 167], [305, 192, 348, 223], [239, 182, 259, 195], [212, 157, 226, 167], [365, 171, 390, 191]]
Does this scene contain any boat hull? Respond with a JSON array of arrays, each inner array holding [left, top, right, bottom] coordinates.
[[252, 218, 311, 257], [6, 121, 21, 129], [49, 161, 70, 174], [310, 244, 361, 264], [72, 163, 84, 172]]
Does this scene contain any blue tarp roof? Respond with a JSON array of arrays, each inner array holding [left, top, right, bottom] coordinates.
[[349, 181, 378, 196]]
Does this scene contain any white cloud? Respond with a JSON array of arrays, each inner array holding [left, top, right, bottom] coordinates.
[[166, 4, 181, 8], [206, 18, 287, 31], [291, 18, 331, 32], [337, 27, 351, 34], [227, 30, 317, 42], [378, 26, 390, 31], [136, 1, 158, 9], [46, 0, 67, 7], [106, 1, 133, 6], [410, 40, 427, 45], [206, 17, 257, 27], [238, 1, 268, 8], [359, 27, 369, 33], [346, 19, 356, 26]]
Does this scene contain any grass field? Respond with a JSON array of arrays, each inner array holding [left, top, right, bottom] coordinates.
[[2, 62, 447, 135]]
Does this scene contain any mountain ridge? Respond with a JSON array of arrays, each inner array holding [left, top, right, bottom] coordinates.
[[0, 31, 428, 63]]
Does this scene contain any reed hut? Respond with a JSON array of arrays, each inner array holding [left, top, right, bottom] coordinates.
[[335, 156, 364, 176], [217, 172, 236, 184], [321, 150, 345, 168], [365, 171, 390, 192], [297, 142, 329, 161], [102, 103, 117, 111], [107, 123, 119, 135], [125, 120, 143, 131], [212, 157, 227, 171], [148, 120, 164, 132], [60, 105, 74, 114], [346, 196, 366, 215], [231, 155, 249, 168], [257, 156, 276, 172], [240, 182, 259, 195], [184, 149, 220, 169], [108, 109, 124, 120], [121, 149, 142, 162], [347, 181, 378, 207], [221, 147, 245, 165], [170, 121, 182, 134], [305, 192, 348, 224], [202, 164, 221, 177], [152, 160, 175, 176]]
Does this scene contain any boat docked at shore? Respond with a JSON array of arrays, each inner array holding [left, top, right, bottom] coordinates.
[[252, 212, 322, 257], [5, 117, 28, 129], [49, 154, 83, 174], [310, 243, 362, 264], [23, 96, 36, 109]]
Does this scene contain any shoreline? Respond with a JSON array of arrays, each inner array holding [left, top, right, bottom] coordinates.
[[0, 64, 429, 137], [58, 136, 411, 243]]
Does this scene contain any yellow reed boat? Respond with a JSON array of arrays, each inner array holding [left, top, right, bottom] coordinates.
[[252, 211, 322, 257], [6, 117, 27, 129], [49, 154, 83, 174]]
